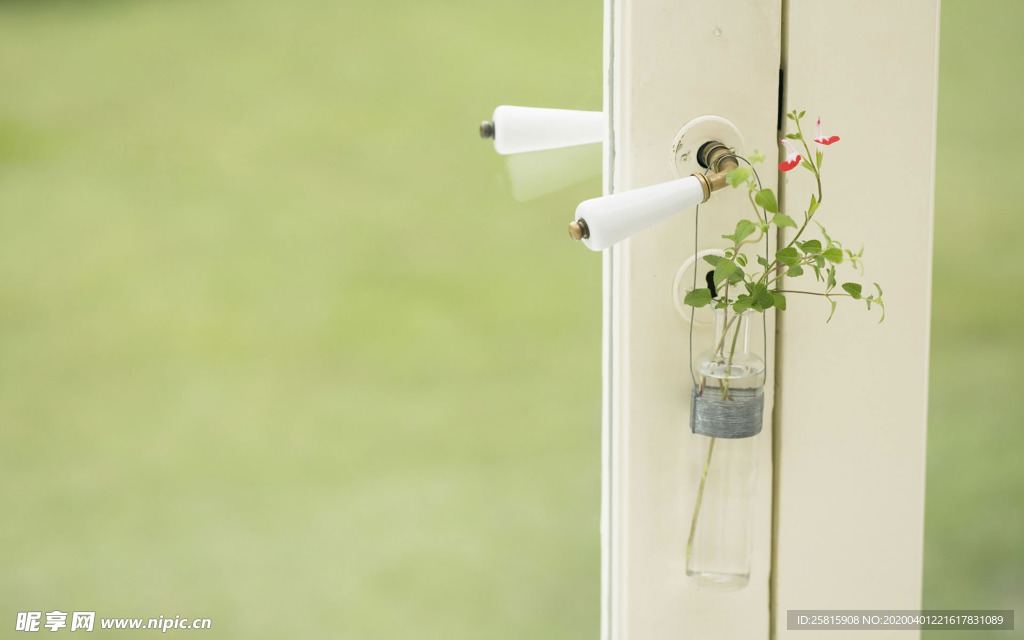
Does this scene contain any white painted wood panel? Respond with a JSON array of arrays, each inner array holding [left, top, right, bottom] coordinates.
[[601, 1, 782, 637], [772, 2, 939, 638]]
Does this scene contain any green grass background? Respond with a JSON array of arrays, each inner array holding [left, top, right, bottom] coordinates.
[[0, 1, 1018, 638]]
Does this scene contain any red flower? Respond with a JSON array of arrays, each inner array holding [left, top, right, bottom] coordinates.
[[814, 117, 840, 145], [779, 139, 801, 172]]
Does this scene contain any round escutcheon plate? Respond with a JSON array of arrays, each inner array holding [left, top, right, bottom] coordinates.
[[673, 248, 728, 326], [670, 115, 744, 179]]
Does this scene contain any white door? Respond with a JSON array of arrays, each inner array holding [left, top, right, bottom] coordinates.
[[600, 1, 940, 638]]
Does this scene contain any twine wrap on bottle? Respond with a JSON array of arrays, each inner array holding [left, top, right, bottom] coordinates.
[[690, 386, 764, 439]]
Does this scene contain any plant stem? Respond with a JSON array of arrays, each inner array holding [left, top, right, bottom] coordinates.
[[686, 436, 716, 567], [754, 115, 825, 287], [724, 314, 742, 400], [794, 117, 823, 203], [774, 290, 853, 297], [757, 209, 819, 287], [764, 255, 816, 288], [709, 314, 740, 375], [687, 313, 743, 569], [747, 189, 765, 226]]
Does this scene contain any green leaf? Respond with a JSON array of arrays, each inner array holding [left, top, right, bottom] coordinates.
[[823, 247, 843, 263], [874, 282, 884, 298], [826, 266, 836, 291], [683, 288, 712, 308], [754, 188, 779, 213], [842, 282, 863, 299], [733, 295, 754, 313], [703, 254, 723, 267], [726, 167, 750, 188], [713, 259, 738, 285], [727, 268, 745, 285], [800, 159, 815, 172], [735, 253, 747, 267], [826, 298, 838, 322], [749, 150, 765, 163], [815, 221, 838, 248], [754, 285, 774, 310], [757, 256, 770, 268], [786, 264, 804, 277], [808, 195, 820, 218], [784, 133, 801, 140], [799, 239, 822, 255], [798, 110, 806, 119], [772, 292, 787, 310], [728, 219, 757, 243], [776, 247, 801, 267], [816, 149, 823, 170], [771, 213, 797, 229], [786, 113, 796, 121]]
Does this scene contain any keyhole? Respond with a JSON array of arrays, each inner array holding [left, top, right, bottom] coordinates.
[[705, 270, 717, 298]]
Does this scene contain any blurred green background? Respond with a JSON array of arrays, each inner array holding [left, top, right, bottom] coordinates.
[[922, 1, 1024, 635], [0, 1, 1018, 638]]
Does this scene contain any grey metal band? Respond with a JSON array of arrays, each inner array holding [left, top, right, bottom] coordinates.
[[690, 386, 764, 439]]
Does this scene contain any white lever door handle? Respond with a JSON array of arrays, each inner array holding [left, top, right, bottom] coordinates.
[[572, 175, 709, 251], [481, 106, 603, 155], [569, 141, 738, 251]]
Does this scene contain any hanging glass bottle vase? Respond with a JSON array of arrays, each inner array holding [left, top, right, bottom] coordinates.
[[686, 306, 765, 590]]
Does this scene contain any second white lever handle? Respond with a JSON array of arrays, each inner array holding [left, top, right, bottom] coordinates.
[[573, 175, 708, 251], [486, 106, 604, 155]]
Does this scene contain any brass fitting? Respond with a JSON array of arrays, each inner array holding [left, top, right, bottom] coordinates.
[[697, 141, 740, 194], [568, 219, 590, 241], [691, 172, 712, 203]]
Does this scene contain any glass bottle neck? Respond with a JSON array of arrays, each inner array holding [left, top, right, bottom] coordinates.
[[712, 308, 751, 361]]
